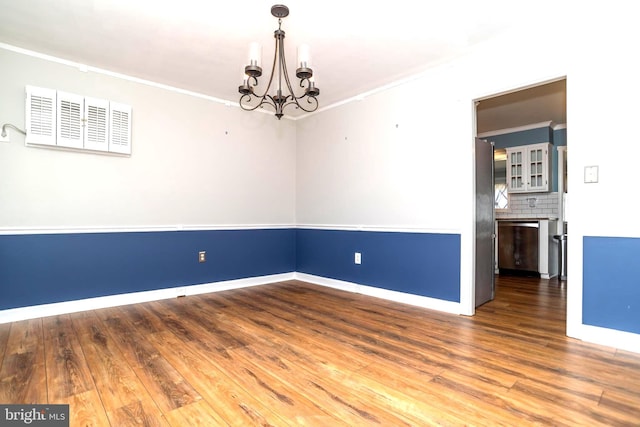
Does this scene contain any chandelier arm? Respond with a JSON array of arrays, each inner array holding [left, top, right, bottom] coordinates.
[[238, 94, 263, 111], [294, 91, 319, 103], [239, 93, 276, 112], [263, 95, 280, 112], [284, 95, 319, 113], [239, 35, 280, 113]]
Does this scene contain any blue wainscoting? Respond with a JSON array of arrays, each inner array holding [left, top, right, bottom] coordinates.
[[583, 236, 640, 334], [0, 229, 296, 310], [296, 229, 461, 302]]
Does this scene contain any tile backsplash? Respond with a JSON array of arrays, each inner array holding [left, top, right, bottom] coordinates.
[[496, 192, 559, 219]]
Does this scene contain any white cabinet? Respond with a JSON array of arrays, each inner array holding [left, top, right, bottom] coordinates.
[[506, 143, 551, 193]]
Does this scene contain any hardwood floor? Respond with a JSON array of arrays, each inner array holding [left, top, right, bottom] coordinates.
[[1, 276, 640, 426]]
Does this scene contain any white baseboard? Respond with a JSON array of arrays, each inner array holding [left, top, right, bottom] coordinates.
[[0, 271, 463, 324], [0, 273, 294, 324], [294, 273, 463, 315], [7, 271, 637, 355], [297, 274, 640, 354], [570, 323, 640, 354]]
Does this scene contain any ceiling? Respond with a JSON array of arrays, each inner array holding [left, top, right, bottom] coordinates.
[[0, 0, 565, 127], [476, 79, 566, 134]]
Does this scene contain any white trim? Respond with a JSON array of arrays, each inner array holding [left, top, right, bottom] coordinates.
[[0, 43, 222, 105], [295, 273, 463, 315], [0, 224, 459, 235], [0, 43, 289, 120], [477, 121, 557, 138], [296, 224, 461, 234], [0, 224, 297, 235], [0, 273, 294, 324], [1, 272, 464, 324], [295, 273, 360, 294], [571, 324, 640, 354]]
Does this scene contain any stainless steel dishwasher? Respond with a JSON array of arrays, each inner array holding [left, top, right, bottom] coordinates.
[[498, 221, 539, 273]]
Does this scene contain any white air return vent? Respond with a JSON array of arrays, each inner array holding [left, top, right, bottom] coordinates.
[[25, 86, 56, 146], [109, 102, 132, 154], [57, 91, 84, 149], [84, 97, 109, 152]]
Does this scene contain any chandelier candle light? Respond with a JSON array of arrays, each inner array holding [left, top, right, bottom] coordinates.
[[238, 4, 319, 119]]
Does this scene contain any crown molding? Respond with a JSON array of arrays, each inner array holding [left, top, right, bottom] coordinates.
[[478, 121, 567, 138], [0, 224, 296, 235], [0, 42, 292, 120]]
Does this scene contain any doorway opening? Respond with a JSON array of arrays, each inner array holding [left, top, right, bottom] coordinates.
[[475, 78, 567, 310]]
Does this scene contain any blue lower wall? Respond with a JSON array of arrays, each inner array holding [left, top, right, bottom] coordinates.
[[0, 227, 462, 311], [0, 229, 296, 310], [583, 236, 640, 334], [296, 229, 461, 302], [7, 229, 638, 339]]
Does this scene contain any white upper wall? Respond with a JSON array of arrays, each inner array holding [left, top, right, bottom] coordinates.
[[296, 27, 569, 231], [296, 64, 472, 231], [0, 48, 297, 229]]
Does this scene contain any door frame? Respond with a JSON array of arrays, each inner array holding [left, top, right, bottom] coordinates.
[[470, 77, 567, 310]]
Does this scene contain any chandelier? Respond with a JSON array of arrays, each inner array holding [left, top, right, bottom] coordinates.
[[238, 4, 319, 120]]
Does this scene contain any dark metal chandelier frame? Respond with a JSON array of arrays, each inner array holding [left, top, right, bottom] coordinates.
[[238, 4, 319, 120]]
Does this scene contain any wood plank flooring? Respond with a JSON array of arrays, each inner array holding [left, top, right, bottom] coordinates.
[[1, 276, 640, 426]]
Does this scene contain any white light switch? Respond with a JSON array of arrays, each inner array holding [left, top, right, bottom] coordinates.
[[584, 165, 599, 183], [354, 252, 361, 265]]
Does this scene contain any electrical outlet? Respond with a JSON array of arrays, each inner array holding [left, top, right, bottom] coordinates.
[[354, 252, 361, 265], [198, 251, 206, 263]]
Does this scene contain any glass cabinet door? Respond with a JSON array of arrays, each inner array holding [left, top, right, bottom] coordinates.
[[509, 150, 524, 191], [528, 146, 546, 191]]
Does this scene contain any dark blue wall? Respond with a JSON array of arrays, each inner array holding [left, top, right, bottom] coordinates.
[[553, 128, 567, 146], [488, 126, 566, 148], [1, 228, 462, 310], [296, 229, 461, 302], [0, 229, 296, 310], [489, 127, 553, 149], [583, 236, 640, 334]]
